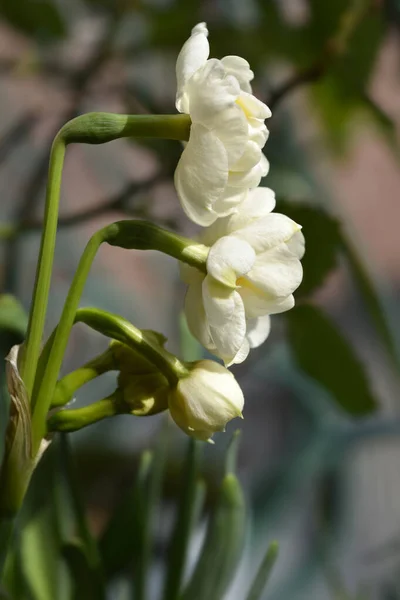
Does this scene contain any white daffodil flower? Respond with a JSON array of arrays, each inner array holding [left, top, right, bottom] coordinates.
[[181, 187, 305, 365], [168, 359, 244, 442], [175, 22, 271, 226]]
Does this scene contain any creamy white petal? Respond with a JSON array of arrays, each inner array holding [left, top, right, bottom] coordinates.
[[212, 186, 247, 217], [230, 141, 262, 172], [176, 22, 209, 112], [248, 118, 269, 147], [233, 213, 301, 254], [246, 315, 271, 348], [174, 124, 228, 225], [203, 277, 246, 363], [207, 236, 255, 287], [286, 230, 305, 259], [221, 55, 254, 92], [212, 104, 248, 166], [187, 59, 240, 125], [229, 338, 250, 366], [239, 285, 295, 317], [247, 244, 303, 299], [237, 91, 271, 119], [227, 158, 266, 189], [184, 281, 213, 349]]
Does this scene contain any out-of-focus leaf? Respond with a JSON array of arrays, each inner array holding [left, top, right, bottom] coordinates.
[[245, 541, 279, 600], [181, 473, 246, 600], [276, 201, 341, 297], [63, 542, 102, 600], [99, 451, 152, 577], [342, 237, 400, 371], [0, 295, 27, 340], [20, 506, 60, 600], [163, 440, 202, 600], [179, 313, 203, 362], [286, 304, 378, 416], [0, 0, 66, 40]]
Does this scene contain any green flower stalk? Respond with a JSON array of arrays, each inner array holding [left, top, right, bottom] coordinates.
[[19, 112, 191, 399]]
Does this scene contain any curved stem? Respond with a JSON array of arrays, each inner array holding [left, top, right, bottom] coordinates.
[[20, 113, 191, 400], [48, 397, 117, 433], [20, 138, 65, 396], [31, 227, 108, 452]]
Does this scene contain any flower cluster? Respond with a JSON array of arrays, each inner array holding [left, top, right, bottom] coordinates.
[[167, 23, 304, 439]]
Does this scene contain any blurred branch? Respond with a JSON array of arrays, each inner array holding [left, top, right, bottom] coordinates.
[[0, 174, 166, 239], [2, 14, 124, 293], [0, 112, 39, 166], [267, 0, 376, 111]]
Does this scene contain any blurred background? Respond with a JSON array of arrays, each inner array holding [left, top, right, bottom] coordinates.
[[1, 0, 400, 598]]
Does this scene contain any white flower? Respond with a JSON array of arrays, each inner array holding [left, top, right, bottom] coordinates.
[[168, 359, 244, 442], [175, 22, 271, 226], [181, 187, 305, 365]]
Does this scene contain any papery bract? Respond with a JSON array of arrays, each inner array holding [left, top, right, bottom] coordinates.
[[181, 187, 305, 365], [175, 22, 271, 226]]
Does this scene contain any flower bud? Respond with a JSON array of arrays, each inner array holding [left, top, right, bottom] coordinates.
[[117, 371, 169, 417], [168, 360, 244, 442]]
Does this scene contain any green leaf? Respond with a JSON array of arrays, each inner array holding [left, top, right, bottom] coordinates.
[[0, 295, 28, 340], [245, 541, 279, 600], [0, 0, 66, 40], [63, 542, 102, 600], [181, 473, 246, 600], [286, 304, 377, 416], [276, 201, 341, 297], [341, 238, 400, 371], [99, 450, 152, 578], [163, 440, 202, 600]]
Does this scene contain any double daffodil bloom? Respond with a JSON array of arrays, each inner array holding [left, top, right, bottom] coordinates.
[[168, 360, 244, 442], [175, 22, 271, 226], [181, 187, 305, 365]]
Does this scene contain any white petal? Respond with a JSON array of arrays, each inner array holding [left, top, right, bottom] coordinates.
[[221, 55, 254, 93], [246, 315, 271, 348], [233, 213, 301, 254], [212, 104, 248, 166], [207, 236, 255, 287], [202, 277, 246, 363], [229, 338, 250, 366], [174, 124, 228, 226], [248, 118, 269, 147], [286, 230, 305, 259], [237, 91, 271, 119], [227, 158, 266, 189], [239, 285, 295, 318], [187, 59, 240, 125], [176, 22, 209, 112], [212, 186, 247, 217], [184, 281, 214, 349], [230, 141, 262, 172], [247, 243, 303, 299]]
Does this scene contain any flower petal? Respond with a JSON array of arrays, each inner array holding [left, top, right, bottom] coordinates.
[[176, 22, 209, 112], [184, 281, 214, 349], [247, 243, 303, 299], [221, 55, 254, 92], [212, 104, 248, 166], [202, 277, 246, 363], [239, 284, 295, 317], [180, 262, 205, 285], [174, 124, 228, 225], [233, 213, 301, 254], [286, 230, 305, 259], [246, 315, 271, 348], [248, 118, 269, 147], [236, 91, 271, 119], [227, 157, 268, 189], [212, 186, 247, 217], [187, 59, 241, 125], [230, 141, 262, 172], [207, 236, 255, 287]]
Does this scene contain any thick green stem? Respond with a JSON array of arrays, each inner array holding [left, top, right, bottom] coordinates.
[[0, 515, 14, 579], [48, 397, 117, 432], [31, 228, 109, 452], [20, 113, 191, 400], [51, 347, 116, 408]]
